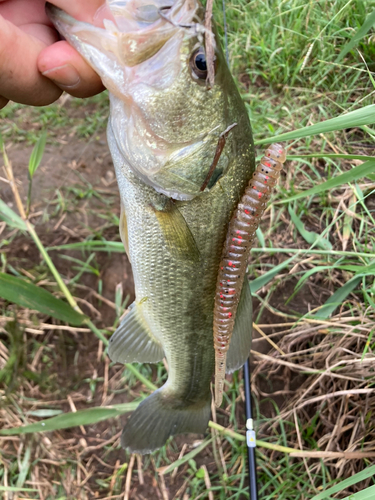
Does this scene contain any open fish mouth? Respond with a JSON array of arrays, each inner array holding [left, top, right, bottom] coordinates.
[[46, 0, 199, 74]]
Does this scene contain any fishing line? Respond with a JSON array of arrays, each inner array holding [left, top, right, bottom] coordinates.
[[220, 0, 259, 497], [222, 0, 229, 65]]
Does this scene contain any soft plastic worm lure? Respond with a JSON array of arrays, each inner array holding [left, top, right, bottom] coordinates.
[[213, 143, 287, 406]]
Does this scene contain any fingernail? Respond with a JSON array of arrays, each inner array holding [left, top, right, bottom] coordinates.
[[42, 64, 81, 89]]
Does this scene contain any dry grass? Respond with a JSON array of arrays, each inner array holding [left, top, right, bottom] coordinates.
[[253, 309, 375, 478]]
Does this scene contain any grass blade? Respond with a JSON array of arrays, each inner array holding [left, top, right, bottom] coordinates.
[[312, 275, 362, 319], [311, 464, 375, 500], [339, 262, 375, 273], [255, 105, 375, 144], [28, 132, 47, 179], [250, 255, 296, 293], [280, 159, 375, 203], [294, 265, 333, 293], [0, 198, 27, 230], [288, 206, 332, 250], [288, 154, 375, 161], [159, 439, 213, 475], [342, 191, 357, 250], [342, 485, 375, 500], [256, 227, 265, 248], [0, 487, 38, 492], [362, 327, 375, 361], [0, 272, 87, 325], [125, 363, 157, 391], [336, 10, 375, 62], [16, 444, 31, 488], [0, 403, 139, 435], [47, 240, 125, 253]]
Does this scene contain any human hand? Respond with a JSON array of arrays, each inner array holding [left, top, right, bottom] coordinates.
[[0, 0, 105, 109]]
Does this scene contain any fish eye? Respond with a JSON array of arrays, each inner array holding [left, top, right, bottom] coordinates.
[[190, 48, 208, 80]]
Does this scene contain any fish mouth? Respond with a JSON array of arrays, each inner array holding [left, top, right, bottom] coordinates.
[[46, 0, 199, 67]]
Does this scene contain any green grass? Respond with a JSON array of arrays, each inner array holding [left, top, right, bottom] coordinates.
[[1, 0, 375, 498], [218, 0, 375, 89]]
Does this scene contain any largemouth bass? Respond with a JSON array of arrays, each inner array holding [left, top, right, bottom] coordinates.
[[47, 0, 255, 454]]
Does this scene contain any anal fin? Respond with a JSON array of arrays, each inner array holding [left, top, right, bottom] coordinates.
[[109, 303, 164, 364], [226, 277, 253, 373]]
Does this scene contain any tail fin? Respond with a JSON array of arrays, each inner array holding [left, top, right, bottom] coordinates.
[[121, 388, 211, 454]]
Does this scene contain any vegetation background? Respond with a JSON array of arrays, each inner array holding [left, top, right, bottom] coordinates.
[[1, 0, 375, 498]]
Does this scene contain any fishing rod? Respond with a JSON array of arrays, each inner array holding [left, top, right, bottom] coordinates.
[[219, 0, 259, 496], [244, 357, 258, 500]]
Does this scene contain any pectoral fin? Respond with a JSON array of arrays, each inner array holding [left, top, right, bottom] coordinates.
[[119, 203, 130, 259], [226, 278, 253, 373], [152, 199, 200, 263], [109, 303, 164, 364]]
